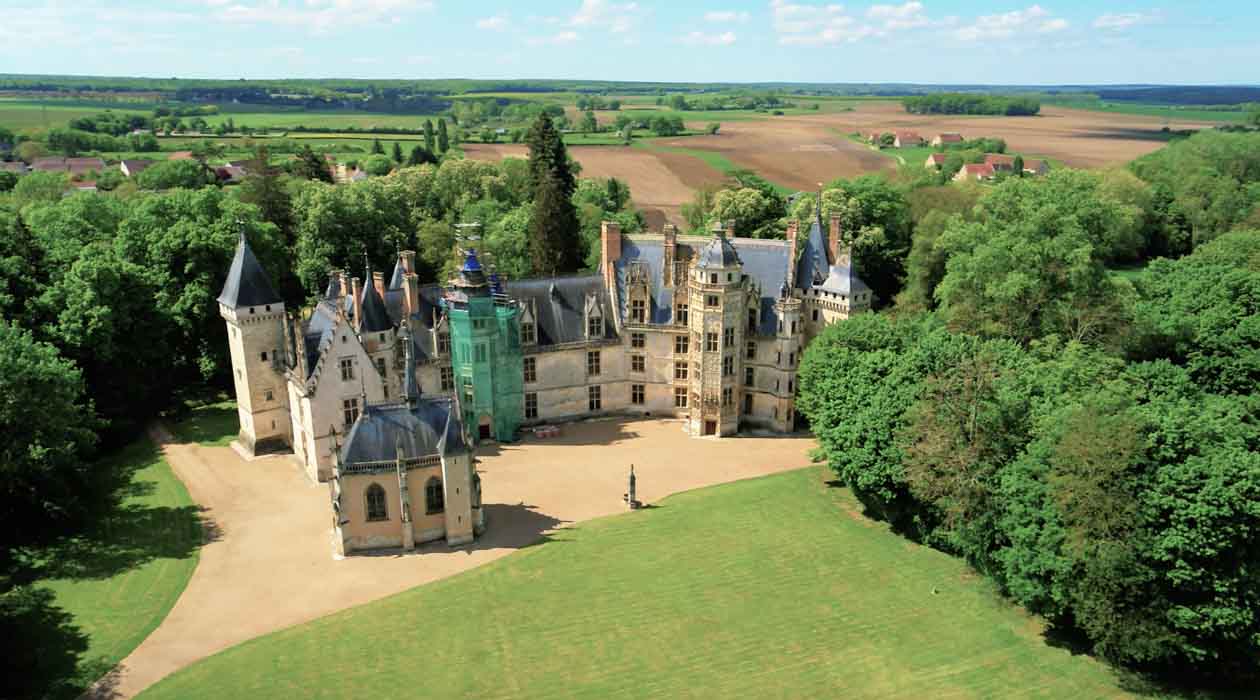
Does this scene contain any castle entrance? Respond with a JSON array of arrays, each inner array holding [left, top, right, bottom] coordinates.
[[703, 420, 717, 436], [478, 414, 493, 441]]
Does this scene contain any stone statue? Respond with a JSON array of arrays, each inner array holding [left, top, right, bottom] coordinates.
[[625, 465, 639, 510]]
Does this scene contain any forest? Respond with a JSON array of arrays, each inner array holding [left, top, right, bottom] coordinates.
[[902, 93, 1042, 116]]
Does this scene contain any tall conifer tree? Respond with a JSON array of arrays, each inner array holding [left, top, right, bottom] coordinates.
[[423, 119, 435, 153], [391, 141, 404, 163], [436, 119, 449, 153], [525, 114, 582, 275]]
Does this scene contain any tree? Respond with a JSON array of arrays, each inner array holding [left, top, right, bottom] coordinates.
[[12, 172, 67, 210], [407, 145, 436, 166], [135, 160, 216, 191], [1012, 155, 1025, 178], [0, 171, 16, 193], [423, 119, 435, 153], [292, 145, 333, 183], [0, 321, 100, 544], [362, 154, 393, 176], [710, 187, 779, 238], [391, 141, 403, 163], [437, 118, 449, 153], [706, 122, 721, 135], [580, 110, 598, 134], [234, 145, 299, 302], [371, 138, 384, 155], [525, 114, 582, 275]]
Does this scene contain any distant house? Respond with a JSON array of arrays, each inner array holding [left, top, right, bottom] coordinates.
[[0, 161, 29, 175], [982, 154, 1049, 176], [214, 165, 247, 184], [954, 163, 996, 182], [893, 130, 923, 148], [925, 153, 949, 169], [120, 159, 154, 177], [31, 157, 68, 172], [168, 151, 195, 161], [932, 133, 964, 146], [67, 157, 105, 177]]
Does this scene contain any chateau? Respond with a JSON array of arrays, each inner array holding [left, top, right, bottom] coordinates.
[[218, 210, 869, 554]]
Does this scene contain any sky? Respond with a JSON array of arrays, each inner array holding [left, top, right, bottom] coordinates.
[[2, 1, 1256, 85]]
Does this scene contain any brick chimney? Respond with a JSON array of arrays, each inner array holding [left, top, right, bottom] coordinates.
[[600, 220, 622, 290], [829, 214, 843, 266], [372, 270, 386, 301], [662, 223, 677, 286], [338, 270, 350, 300], [400, 250, 416, 275], [403, 273, 420, 317], [351, 276, 363, 329], [785, 220, 799, 289]]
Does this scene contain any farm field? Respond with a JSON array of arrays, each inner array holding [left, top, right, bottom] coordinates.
[[1042, 99, 1250, 123], [139, 466, 1135, 700], [16, 435, 201, 700]]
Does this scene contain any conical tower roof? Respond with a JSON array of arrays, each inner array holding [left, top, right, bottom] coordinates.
[[218, 231, 282, 308], [359, 262, 392, 333]]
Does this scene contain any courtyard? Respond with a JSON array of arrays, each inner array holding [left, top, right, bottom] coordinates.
[[95, 417, 816, 698]]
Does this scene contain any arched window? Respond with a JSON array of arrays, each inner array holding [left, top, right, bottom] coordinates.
[[426, 477, 445, 514], [365, 483, 388, 521]]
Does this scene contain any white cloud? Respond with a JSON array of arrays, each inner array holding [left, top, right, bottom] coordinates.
[[954, 5, 1067, 41], [866, 2, 929, 30], [681, 30, 738, 46], [771, 0, 880, 45], [569, 0, 643, 33], [704, 10, 750, 23], [1093, 11, 1160, 30], [210, 0, 434, 35], [527, 30, 581, 46], [476, 14, 509, 30]]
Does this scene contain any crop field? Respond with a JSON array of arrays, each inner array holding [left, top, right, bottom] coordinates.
[[0, 100, 149, 129], [139, 467, 1135, 699], [1043, 99, 1249, 123]]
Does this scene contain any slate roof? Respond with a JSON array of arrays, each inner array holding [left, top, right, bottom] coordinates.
[[218, 233, 282, 308], [795, 213, 831, 291], [358, 271, 393, 333], [302, 302, 339, 381], [732, 238, 795, 335], [613, 237, 673, 325], [696, 232, 742, 269], [388, 258, 406, 290], [818, 262, 870, 296], [339, 398, 466, 465], [506, 275, 616, 346]]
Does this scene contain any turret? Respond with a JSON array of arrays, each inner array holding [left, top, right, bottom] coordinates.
[[218, 230, 291, 456], [687, 221, 746, 438]]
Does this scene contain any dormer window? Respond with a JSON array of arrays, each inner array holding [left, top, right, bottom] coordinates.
[[630, 299, 645, 324], [438, 332, 450, 354], [521, 322, 535, 345], [587, 314, 602, 337]]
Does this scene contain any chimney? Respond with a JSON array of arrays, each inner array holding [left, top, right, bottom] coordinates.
[[401, 250, 416, 275], [600, 220, 622, 290], [338, 270, 350, 300], [404, 273, 420, 317], [351, 276, 363, 329], [724, 220, 736, 238], [785, 220, 799, 289], [372, 270, 386, 301], [662, 223, 677, 286], [829, 214, 843, 266]]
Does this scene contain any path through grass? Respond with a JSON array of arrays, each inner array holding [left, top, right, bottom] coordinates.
[[141, 466, 1132, 699], [8, 436, 201, 699]]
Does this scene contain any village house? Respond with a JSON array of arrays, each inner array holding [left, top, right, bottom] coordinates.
[[925, 153, 949, 169], [0, 161, 28, 176], [931, 133, 964, 146], [219, 208, 871, 553], [984, 153, 1050, 175], [954, 163, 996, 182], [120, 159, 154, 177], [893, 130, 923, 148]]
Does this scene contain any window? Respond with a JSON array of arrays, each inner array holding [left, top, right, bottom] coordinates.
[[474, 344, 487, 363], [375, 357, 386, 377], [265, 305, 272, 312], [631, 299, 646, 323], [631, 332, 645, 349], [706, 294, 720, 308], [631, 354, 645, 373], [631, 384, 645, 405], [379, 332, 386, 342], [705, 332, 718, 353], [342, 398, 359, 426], [747, 308, 758, 333], [472, 319, 486, 330], [588, 385, 602, 411], [722, 355, 733, 377], [365, 483, 387, 521], [260, 351, 268, 361], [587, 351, 601, 376], [675, 334, 689, 355], [788, 379, 794, 393], [746, 341, 756, 360], [438, 332, 451, 354], [723, 327, 734, 347], [425, 477, 444, 514], [523, 357, 537, 383], [674, 361, 688, 381], [674, 387, 688, 408], [587, 315, 602, 337], [791, 320, 798, 334], [675, 303, 688, 325], [722, 387, 733, 406], [339, 357, 354, 381], [787, 408, 794, 422], [743, 393, 753, 415], [521, 322, 536, 344], [524, 392, 538, 420], [440, 366, 454, 391], [264, 389, 274, 402], [709, 273, 718, 284], [727, 273, 733, 282], [789, 352, 795, 366], [744, 367, 754, 385], [342, 334, 347, 344], [812, 309, 819, 322]]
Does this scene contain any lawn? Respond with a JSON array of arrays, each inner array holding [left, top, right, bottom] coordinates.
[[9, 436, 202, 700], [140, 466, 1134, 699], [168, 399, 239, 447]]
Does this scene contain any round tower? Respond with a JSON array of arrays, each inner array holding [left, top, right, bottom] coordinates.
[[688, 221, 745, 437]]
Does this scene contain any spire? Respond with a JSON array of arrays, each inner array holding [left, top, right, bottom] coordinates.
[[218, 226, 282, 308], [358, 257, 392, 333]]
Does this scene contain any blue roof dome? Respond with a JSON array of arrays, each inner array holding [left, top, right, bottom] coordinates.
[[462, 249, 483, 273]]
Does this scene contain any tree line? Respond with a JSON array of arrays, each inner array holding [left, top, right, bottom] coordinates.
[[902, 93, 1041, 116]]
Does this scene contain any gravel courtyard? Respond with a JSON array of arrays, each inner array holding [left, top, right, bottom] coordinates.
[[95, 418, 816, 698]]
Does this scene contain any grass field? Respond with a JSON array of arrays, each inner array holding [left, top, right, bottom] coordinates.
[[0, 100, 150, 130], [1043, 100, 1246, 123], [139, 466, 1136, 699], [14, 435, 201, 699], [168, 400, 239, 447]]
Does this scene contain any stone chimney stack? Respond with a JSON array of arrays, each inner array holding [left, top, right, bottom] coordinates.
[[403, 273, 421, 317], [351, 277, 363, 329], [828, 214, 843, 266], [600, 220, 622, 290], [339, 270, 350, 300], [401, 250, 416, 275], [662, 223, 677, 286], [785, 220, 799, 289], [372, 270, 386, 301], [724, 219, 736, 238]]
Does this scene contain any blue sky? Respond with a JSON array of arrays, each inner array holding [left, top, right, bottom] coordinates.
[[2, 1, 1255, 85]]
